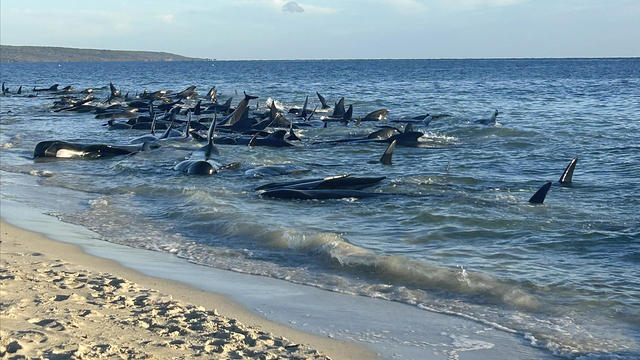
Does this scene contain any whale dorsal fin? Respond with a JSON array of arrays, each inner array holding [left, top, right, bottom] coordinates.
[[332, 97, 345, 117], [207, 113, 217, 146], [270, 101, 278, 122], [301, 95, 309, 117], [150, 112, 157, 135], [529, 181, 552, 204], [343, 104, 353, 122], [380, 140, 397, 165], [160, 118, 175, 139], [317, 92, 329, 108], [559, 156, 578, 185], [184, 112, 192, 138]]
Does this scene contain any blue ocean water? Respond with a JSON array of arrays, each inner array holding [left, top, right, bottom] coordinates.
[[1, 58, 639, 358]]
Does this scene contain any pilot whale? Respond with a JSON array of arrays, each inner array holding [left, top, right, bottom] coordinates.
[[559, 157, 578, 185], [174, 115, 222, 175], [34, 141, 156, 159]]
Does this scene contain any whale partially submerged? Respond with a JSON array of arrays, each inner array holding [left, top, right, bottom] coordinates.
[[34, 141, 157, 159], [174, 115, 222, 175]]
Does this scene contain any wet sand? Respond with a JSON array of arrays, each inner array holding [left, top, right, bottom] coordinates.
[[0, 220, 375, 359]]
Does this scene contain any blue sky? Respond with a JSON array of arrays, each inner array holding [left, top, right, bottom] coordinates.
[[1, 0, 638, 59]]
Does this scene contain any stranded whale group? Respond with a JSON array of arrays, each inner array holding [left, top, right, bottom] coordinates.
[[1, 81, 578, 204]]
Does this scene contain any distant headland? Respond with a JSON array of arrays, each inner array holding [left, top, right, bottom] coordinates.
[[0, 45, 205, 63]]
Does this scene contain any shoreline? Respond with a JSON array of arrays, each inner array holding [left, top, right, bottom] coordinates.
[[0, 199, 557, 360], [0, 219, 375, 359]]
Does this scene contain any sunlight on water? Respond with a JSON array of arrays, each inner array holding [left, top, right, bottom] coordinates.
[[1, 58, 639, 358]]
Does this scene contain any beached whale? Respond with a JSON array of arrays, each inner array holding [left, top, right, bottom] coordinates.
[[255, 174, 386, 191], [33, 141, 157, 159], [174, 115, 222, 175], [260, 188, 382, 200]]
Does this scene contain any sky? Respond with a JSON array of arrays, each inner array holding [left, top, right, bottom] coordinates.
[[1, 0, 639, 60]]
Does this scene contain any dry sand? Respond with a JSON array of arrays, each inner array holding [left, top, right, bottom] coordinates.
[[0, 220, 375, 359]]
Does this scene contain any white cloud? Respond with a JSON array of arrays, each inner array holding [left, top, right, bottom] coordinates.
[[282, 1, 304, 13]]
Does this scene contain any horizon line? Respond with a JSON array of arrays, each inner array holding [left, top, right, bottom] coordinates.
[[1, 44, 638, 62]]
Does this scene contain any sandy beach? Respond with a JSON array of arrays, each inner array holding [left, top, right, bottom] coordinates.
[[0, 220, 375, 359]]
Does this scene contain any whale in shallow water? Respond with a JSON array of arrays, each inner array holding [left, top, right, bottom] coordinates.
[[330, 97, 345, 118], [316, 92, 331, 109], [255, 174, 386, 191], [248, 130, 294, 147], [474, 109, 499, 125], [33, 141, 156, 159], [260, 188, 381, 200], [244, 164, 310, 178], [529, 181, 552, 204], [559, 156, 578, 185], [380, 140, 397, 165], [360, 109, 389, 122], [174, 115, 222, 175], [33, 84, 59, 92]]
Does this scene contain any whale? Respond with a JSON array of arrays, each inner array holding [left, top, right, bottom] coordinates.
[[380, 140, 397, 165], [529, 181, 552, 204], [248, 130, 294, 147], [220, 92, 257, 131], [316, 92, 331, 109], [260, 188, 382, 200], [360, 109, 389, 122], [289, 96, 311, 118], [384, 123, 424, 146], [474, 109, 499, 125], [331, 97, 345, 118], [559, 157, 578, 185], [173, 85, 197, 99], [207, 86, 218, 102], [174, 115, 222, 175], [312, 127, 400, 145], [204, 97, 233, 114], [343, 104, 353, 122], [34, 141, 157, 159], [33, 84, 59, 92], [255, 174, 386, 191], [245, 164, 310, 178], [53, 95, 94, 113]]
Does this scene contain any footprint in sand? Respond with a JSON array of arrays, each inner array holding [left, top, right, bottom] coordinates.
[[51, 294, 70, 302], [16, 329, 49, 344], [28, 318, 66, 331]]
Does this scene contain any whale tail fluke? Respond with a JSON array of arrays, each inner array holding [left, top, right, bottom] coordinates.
[[380, 140, 397, 165], [559, 156, 578, 185], [529, 181, 552, 204]]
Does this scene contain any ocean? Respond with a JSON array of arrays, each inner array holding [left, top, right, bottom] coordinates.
[[1, 58, 639, 358]]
